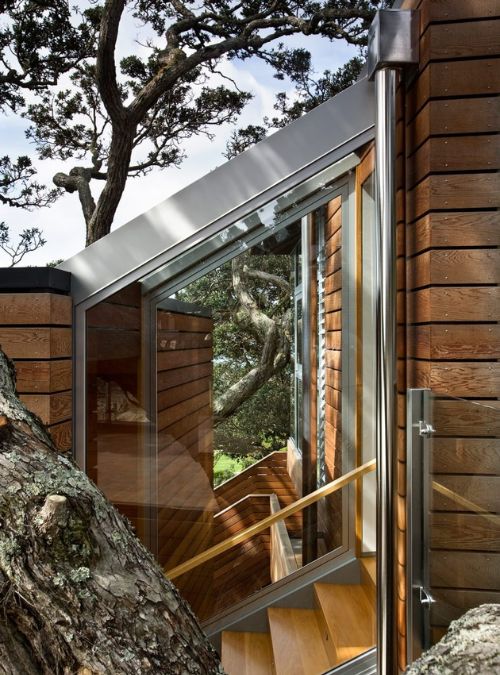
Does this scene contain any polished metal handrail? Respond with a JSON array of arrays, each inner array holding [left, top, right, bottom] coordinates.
[[166, 458, 376, 580]]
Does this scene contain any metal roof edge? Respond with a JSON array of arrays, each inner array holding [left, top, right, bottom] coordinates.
[[60, 76, 374, 304]]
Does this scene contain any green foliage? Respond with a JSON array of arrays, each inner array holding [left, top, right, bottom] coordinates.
[[215, 370, 291, 455]]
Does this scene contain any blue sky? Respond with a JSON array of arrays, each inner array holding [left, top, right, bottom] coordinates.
[[0, 10, 357, 266]]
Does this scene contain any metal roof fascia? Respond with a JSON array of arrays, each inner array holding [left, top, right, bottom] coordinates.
[[60, 76, 374, 306]]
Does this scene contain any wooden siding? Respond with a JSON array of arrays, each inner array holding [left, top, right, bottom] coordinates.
[[211, 494, 273, 616], [156, 307, 215, 620], [215, 451, 301, 536], [323, 196, 343, 551], [0, 292, 72, 452], [398, 0, 500, 669]]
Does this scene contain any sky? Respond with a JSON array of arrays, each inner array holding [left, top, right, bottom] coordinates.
[[0, 6, 357, 267]]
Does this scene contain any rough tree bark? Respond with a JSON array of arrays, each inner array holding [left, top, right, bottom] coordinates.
[[405, 604, 500, 674], [0, 350, 224, 674]]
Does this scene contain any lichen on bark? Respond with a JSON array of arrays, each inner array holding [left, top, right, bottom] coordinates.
[[405, 604, 500, 675], [0, 350, 224, 674]]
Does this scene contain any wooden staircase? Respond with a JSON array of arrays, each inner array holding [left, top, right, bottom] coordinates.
[[221, 557, 376, 675]]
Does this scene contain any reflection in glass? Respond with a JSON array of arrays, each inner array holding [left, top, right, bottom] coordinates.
[[85, 189, 365, 627]]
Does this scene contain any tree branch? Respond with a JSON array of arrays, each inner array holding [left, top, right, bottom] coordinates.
[[96, 0, 128, 125], [213, 255, 291, 424], [53, 168, 96, 227]]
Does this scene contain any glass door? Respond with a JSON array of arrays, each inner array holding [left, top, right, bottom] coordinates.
[[407, 390, 500, 657]]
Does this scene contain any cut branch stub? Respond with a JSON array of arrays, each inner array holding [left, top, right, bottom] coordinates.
[[37, 494, 68, 538]]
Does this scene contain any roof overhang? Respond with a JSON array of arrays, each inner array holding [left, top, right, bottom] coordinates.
[[60, 76, 375, 306]]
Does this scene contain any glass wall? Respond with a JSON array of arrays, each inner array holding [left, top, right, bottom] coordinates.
[[84, 169, 369, 627]]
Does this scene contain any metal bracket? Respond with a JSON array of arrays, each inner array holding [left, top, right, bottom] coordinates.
[[418, 586, 435, 607], [418, 420, 435, 437], [367, 9, 420, 80]]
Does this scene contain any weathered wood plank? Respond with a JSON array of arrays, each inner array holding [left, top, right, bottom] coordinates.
[[158, 377, 210, 411], [432, 438, 500, 475], [408, 287, 500, 323], [409, 60, 500, 119], [157, 347, 212, 372], [407, 212, 500, 256], [433, 400, 500, 437], [0, 327, 72, 359], [421, 19, 500, 66], [430, 513, 500, 551], [408, 174, 500, 223], [408, 98, 500, 153], [431, 475, 500, 513], [87, 302, 140, 330], [14, 359, 72, 393], [421, 0, 500, 26], [0, 293, 72, 326], [430, 589, 500, 627], [87, 328, 140, 362], [430, 550, 500, 590], [429, 362, 500, 397], [21, 390, 72, 426], [157, 362, 212, 391], [158, 331, 212, 351], [157, 311, 212, 332], [407, 136, 500, 188], [158, 389, 211, 430], [409, 324, 500, 359], [409, 249, 500, 288]]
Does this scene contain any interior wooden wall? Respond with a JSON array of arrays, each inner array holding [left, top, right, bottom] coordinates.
[[156, 308, 215, 619], [211, 494, 273, 616], [0, 292, 72, 452], [398, 0, 500, 669], [86, 284, 146, 539]]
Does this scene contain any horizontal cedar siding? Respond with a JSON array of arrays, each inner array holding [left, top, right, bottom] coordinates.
[[399, 0, 500, 669], [0, 292, 72, 452]]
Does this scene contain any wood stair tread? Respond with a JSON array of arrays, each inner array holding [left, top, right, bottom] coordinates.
[[221, 631, 275, 675], [268, 607, 331, 675], [314, 583, 376, 667]]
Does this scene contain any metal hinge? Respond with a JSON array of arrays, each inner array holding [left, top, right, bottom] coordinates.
[[419, 586, 436, 607], [418, 420, 435, 436]]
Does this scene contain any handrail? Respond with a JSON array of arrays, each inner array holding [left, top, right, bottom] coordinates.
[[166, 458, 376, 580]]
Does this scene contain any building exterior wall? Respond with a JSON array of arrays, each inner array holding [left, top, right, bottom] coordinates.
[[0, 271, 72, 453], [398, 0, 500, 669]]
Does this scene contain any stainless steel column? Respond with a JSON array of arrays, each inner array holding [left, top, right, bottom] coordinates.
[[368, 10, 418, 672], [374, 66, 397, 675]]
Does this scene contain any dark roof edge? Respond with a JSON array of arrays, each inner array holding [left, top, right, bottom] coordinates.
[[0, 267, 71, 294]]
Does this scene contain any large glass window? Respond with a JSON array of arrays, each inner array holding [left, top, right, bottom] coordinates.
[[84, 168, 371, 654]]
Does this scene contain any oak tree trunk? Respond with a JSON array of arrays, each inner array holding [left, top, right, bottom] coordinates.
[[0, 350, 224, 674]]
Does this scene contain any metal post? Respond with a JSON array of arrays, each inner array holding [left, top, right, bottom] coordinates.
[[374, 66, 397, 675], [368, 10, 418, 673]]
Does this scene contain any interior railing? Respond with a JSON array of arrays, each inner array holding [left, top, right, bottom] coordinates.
[[166, 458, 376, 580]]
